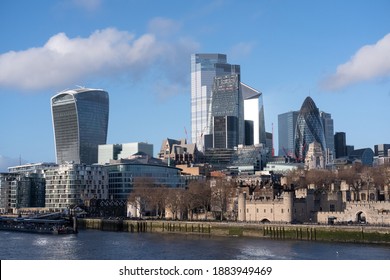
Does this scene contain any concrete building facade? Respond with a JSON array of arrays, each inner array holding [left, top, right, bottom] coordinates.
[[45, 163, 108, 211]]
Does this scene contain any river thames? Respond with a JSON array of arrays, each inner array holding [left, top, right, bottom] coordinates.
[[0, 229, 389, 260]]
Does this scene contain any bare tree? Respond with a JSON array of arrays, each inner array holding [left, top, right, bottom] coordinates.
[[165, 188, 186, 220], [338, 163, 364, 201], [184, 180, 211, 220], [211, 178, 236, 221], [127, 177, 165, 218]]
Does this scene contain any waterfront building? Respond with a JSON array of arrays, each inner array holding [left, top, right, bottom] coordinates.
[[294, 97, 327, 164], [98, 142, 153, 164], [51, 88, 109, 165], [278, 111, 299, 157], [0, 173, 15, 213], [8, 162, 58, 175], [0, 172, 46, 213], [238, 178, 390, 225], [0, 163, 57, 212], [334, 132, 347, 159], [45, 163, 108, 211], [191, 54, 240, 151], [105, 157, 186, 201]]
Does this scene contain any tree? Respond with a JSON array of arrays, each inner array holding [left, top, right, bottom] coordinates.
[[184, 180, 211, 220], [165, 188, 186, 220], [337, 163, 364, 201], [127, 177, 166, 218], [210, 178, 237, 221]]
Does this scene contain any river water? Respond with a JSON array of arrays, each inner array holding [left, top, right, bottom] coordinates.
[[0, 229, 389, 260]]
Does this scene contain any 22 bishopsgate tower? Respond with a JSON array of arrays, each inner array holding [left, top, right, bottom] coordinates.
[[51, 88, 109, 165], [191, 53, 266, 152]]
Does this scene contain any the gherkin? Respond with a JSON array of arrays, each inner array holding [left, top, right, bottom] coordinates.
[[294, 97, 326, 161]]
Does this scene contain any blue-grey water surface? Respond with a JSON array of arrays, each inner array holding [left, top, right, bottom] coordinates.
[[0, 229, 389, 260]]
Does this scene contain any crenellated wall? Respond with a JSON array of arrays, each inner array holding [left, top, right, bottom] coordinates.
[[316, 201, 390, 225]]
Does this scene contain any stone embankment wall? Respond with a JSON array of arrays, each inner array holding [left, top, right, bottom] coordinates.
[[78, 219, 390, 244]]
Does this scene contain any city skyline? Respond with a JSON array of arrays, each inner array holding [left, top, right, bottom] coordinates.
[[1, 0, 390, 171]]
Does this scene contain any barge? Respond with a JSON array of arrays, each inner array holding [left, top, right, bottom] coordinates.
[[0, 216, 78, 234]]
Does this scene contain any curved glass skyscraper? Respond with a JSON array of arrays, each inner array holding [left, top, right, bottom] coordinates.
[[51, 88, 109, 165], [294, 97, 326, 161]]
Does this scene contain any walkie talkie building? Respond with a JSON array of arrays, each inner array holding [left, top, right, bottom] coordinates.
[[51, 88, 109, 165]]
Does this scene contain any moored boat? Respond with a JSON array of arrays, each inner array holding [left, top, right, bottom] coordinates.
[[0, 216, 77, 234]]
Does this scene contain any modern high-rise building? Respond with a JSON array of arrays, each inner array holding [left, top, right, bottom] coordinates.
[[191, 54, 240, 151], [211, 74, 244, 149], [320, 111, 334, 161], [334, 132, 347, 158], [242, 83, 266, 146], [45, 163, 108, 211], [51, 88, 109, 165], [294, 97, 327, 162], [278, 111, 299, 157]]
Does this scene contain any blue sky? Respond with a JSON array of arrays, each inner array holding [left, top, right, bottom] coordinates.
[[1, 0, 390, 171]]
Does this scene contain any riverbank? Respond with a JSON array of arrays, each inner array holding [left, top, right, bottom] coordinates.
[[77, 218, 390, 245]]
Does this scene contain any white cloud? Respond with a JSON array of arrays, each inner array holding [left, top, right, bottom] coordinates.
[[321, 33, 390, 90], [148, 17, 181, 37], [0, 24, 199, 92]]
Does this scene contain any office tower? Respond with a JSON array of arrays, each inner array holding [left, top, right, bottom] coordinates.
[[278, 111, 299, 157], [242, 83, 266, 145], [98, 142, 154, 165], [320, 111, 334, 161], [191, 54, 240, 151], [374, 144, 390, 157], [211, 74, 244, 149], [334, 132, 347, 158], [51, 88, 109, 165], [294, 97, 327, 162]]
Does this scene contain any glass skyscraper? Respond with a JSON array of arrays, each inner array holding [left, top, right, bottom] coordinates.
[[191, 54, 240, 151], [320, 111, 334, 161], [278, 111, 299, 157], [242, 83, 266, 146], [211, 74, 244, 149], [294, 97, 327, 162], [51, 88, 109, 165]]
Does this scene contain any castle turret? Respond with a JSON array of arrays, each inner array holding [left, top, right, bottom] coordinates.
[[238, 192, 247, 221], [282, 190, 294, 223]]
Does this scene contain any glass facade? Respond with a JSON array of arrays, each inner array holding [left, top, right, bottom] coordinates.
[[294, 97, 327, 161], [320, 111, 335, 161], [51, 88, 109, 165], [191, 54, 240, 151], [242, 83, 266, 145], [278, 111, 299, 157], [211, 74, 244, 149], [334, 132, 347, 158], [106, 164, 186, 200]]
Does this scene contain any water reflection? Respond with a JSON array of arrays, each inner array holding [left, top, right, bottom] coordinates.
[[1, 230, 389, 260]]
